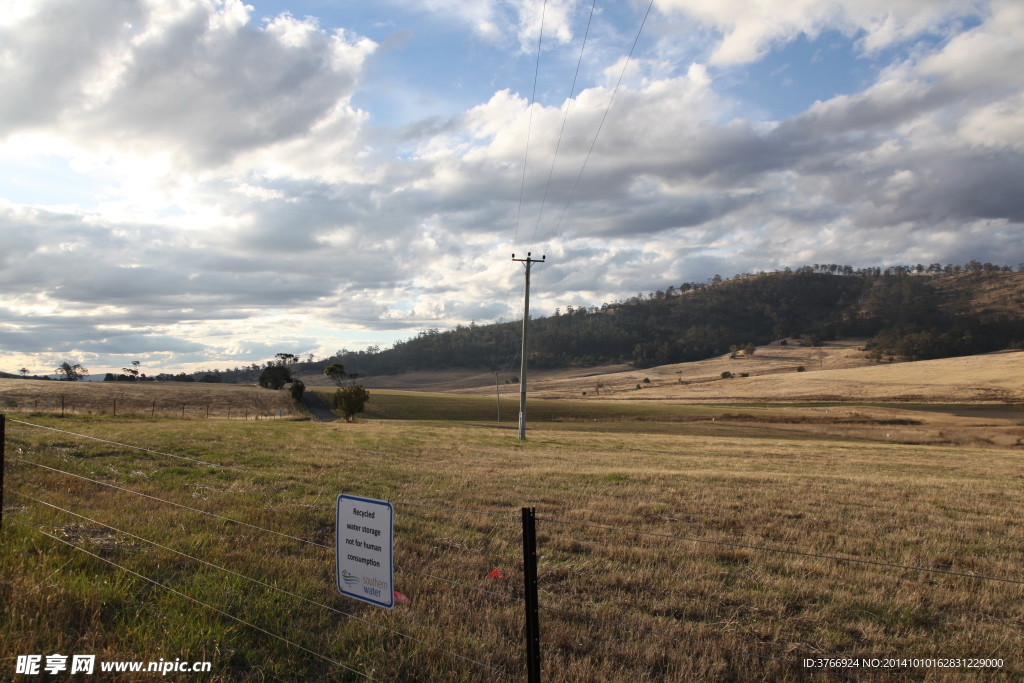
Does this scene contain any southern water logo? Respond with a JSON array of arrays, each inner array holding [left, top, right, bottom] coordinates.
[[341, 570, 361, 587]]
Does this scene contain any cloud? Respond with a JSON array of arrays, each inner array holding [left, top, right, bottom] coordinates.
[[0, 0, 376, 168], [0, 0, 1022, 373], [652, 0, 987, 64], [395, 0, 577, 50]]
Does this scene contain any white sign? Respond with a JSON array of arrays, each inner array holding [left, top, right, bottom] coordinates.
[[336, 494, 394, 609]]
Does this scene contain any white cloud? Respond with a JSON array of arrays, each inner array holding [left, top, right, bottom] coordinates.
[[0, 0, 376, 168], [0, 0, 1022, 374], [652, 0, 987, 64]]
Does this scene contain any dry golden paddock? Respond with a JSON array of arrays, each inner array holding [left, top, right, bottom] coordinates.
[[2, 350, 1023, 681], [347, 340, 1024, 405], [0, 378, 299, 419]]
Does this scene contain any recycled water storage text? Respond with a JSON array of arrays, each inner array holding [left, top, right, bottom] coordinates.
[[336, 494, 394, 609]]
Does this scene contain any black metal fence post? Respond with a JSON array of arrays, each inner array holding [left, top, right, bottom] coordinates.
[[522, 507, 541, 683]]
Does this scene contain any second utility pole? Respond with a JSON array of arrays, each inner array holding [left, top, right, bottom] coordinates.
[[513, 252, 545, 440]]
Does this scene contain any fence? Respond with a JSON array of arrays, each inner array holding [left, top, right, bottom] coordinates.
[[0, 394, 298, 421], [1, 414, 1021, 681]]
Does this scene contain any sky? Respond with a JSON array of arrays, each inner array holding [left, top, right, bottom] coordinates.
[[1, 0, 1022, 376]]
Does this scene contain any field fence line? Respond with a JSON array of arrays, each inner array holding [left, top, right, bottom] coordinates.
[[536, 516, 1024, 585], [11, 520, 380, 682], [538, 604, 874, 683], [9, 456, 333, 549], [8, 418, 516, 520], [12, 450, 528, 606], [9, 489, 515, 679], [8, 416, 1017, 681], [396, 564, 522, 603]]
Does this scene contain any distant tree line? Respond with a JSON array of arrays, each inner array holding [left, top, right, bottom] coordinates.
[[308, 262, 1024, 373], [69, 260, 1017, 382]]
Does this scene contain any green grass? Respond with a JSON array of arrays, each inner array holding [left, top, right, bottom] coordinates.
[[314, 387, 734, 423], [2, 407, 1023, 682]]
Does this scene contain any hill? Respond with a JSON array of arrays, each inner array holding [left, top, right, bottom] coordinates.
[[299, 266, 1024, 379], [448, 340, 1024, 405]]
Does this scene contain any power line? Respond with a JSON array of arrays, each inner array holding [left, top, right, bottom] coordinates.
[[529, 0, 598, 251], [550, 0, 656, 239], [15, 521, 380, 682], [11, 491, 514, 678], [495, 0, 547, 373], [513, 0, 549, 253]]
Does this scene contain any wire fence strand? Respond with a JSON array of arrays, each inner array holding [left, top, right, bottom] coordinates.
[[8, 418, 517, 521], [538, 604, 875, 683], [10, 456, 332, 549], [536, 516, 1024, 585], [11, 416, 1017, 586], [396, 564, 521, 603], [14, 521, 380, 682], [10, 490, 515, 679]]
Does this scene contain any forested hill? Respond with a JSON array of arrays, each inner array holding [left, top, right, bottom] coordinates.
[[168, 264, 1023, 382], [309, 264, 1024, 376]]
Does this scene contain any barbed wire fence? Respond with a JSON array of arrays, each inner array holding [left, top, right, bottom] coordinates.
[[0, 394, 299, 421], [2, 415, 1021, 681]]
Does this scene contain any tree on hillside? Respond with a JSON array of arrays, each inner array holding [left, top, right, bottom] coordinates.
[[333, 385, 370, 422], [324, 362, 358, 388], [259, 364, 291, 389], [259, 353, 298, 389], [19, 367, 29, 377], [56, 361, 88, 381]]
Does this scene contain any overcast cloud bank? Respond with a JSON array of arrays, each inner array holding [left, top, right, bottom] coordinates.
[[0, 0, 1021, 374]]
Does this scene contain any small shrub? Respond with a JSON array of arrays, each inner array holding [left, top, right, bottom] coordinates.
[[720, 371, 733, 379], [779, 339, 788, 346], [797, 366, 806, 372], [642, 377, 651, 384], [739, 372, 749, 377], [333, 385, 370, 422], [635, 383, 642, 390], [582, 391, 587, 396], [289, 379, 306, 401]]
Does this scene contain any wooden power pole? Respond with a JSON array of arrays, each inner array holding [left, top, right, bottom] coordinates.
[[513, 252, 545, 440]]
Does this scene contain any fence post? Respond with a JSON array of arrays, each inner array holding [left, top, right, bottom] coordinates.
[[522, 507, 541, 683], [0, 414, 5, 528], [61, 395, 65, 418]]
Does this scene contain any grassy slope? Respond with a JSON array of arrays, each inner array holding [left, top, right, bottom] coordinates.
[[2, 407, 1023, 682], [448, 342, 1024, 405], [0, 379, 300, 419]]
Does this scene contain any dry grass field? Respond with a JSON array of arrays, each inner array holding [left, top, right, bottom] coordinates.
[[0, 379, 301, 420], [2, 401, 1023, 681], [448, 343, 1024, 405]]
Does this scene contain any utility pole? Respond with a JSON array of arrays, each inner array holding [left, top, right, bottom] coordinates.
[[513, 252, 545, 440]]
